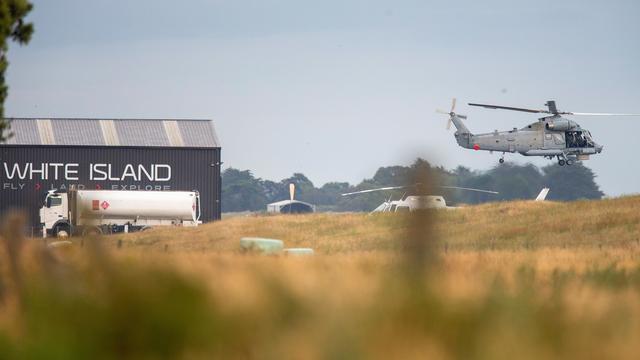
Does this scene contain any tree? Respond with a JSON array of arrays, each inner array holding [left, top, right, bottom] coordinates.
[[221, 168, 267, 212], [0, 0, 34, 142], [542, 163, 604, 200], [220, 159, 606, 213]]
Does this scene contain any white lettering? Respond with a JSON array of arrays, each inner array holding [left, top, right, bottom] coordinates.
[[108, 164, 119, 181], [1, 162, 174, 182], [50, 163, 64, 179], [30, 163, 46, 180], [154, 164, 171, 181], [4, 163, 29, 180], [121, 164, 137, 181], [65, 164, 79, 180], [92, 164, 108, 181], [138, 164, 153, 181]]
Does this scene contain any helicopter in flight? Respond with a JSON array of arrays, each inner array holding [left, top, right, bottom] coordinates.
[[437, 99, 640, 166]]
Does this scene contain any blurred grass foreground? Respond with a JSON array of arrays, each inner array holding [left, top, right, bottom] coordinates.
[[1, 195, 640, 358]]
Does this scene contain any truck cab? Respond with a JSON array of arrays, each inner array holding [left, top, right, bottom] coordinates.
[[40, 191, 71, 237]]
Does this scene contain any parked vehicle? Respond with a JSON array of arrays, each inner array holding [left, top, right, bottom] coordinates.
[[40, 189, 200, 237]]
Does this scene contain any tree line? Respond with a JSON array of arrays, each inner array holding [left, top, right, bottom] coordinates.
[[222, 159, 604, 213]]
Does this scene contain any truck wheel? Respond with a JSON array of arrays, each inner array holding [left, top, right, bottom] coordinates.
[[54, 224, 70, 238], [82, 227, 102, 236]]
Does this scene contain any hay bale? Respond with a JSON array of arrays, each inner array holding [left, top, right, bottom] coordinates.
[[283, 248, 314, 256], [239, 237, 284, 254], [47, 240, 73, 249]]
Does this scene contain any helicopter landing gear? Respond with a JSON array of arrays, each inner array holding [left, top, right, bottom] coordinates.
[[557, 153, 575, 166], [557, 153, 574, 166]]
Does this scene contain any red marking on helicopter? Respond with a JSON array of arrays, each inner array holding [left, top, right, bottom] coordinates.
[[35, 183, 41, 191], [101, 201, 110, 210], [473, 144, 480, 151], [96, 184, 102, 190]]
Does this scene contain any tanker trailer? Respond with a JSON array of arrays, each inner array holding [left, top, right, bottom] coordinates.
[[40, 189, 201, 237]]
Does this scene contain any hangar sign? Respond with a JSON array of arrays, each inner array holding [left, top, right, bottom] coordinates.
[[1, 162, 172, 182]]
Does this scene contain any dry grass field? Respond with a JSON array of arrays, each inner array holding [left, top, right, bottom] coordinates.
[[1, 196, 640, 359]]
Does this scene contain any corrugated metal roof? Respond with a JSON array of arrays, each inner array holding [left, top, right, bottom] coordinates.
[[2, 118, 220, 148], [52, 119, 105, 146], [115, 120, 170, 147], [267, 200, 315, 207], [5, 119, 39, 145], [178, 120, 220, 147]]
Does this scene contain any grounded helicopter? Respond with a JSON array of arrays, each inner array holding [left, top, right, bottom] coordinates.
[[341, 184, 499, 212], [437, 99, 640, 166], [342, 186, 549, 213]]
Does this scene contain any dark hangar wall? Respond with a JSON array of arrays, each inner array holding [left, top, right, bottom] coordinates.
[[0, 145, 221, 230]]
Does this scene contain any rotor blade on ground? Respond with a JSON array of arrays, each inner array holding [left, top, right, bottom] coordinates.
[[439, 185, 499, 194], [341, 186, 409, 196], [565, 112, 640, 116], [468, 103, 548, 114]]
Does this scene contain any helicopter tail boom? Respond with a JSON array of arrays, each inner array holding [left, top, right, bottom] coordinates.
[[450, 114, 471, 134]]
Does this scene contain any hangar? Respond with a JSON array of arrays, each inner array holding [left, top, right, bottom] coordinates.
[[267, 200, 316, 214], [0, 118, 221, 233]]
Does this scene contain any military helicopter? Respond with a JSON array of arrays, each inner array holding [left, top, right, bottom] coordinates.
[[437, 99, 640, 166]]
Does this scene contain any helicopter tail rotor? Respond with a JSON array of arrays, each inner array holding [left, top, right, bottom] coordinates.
[[437, 98, 467, 130]]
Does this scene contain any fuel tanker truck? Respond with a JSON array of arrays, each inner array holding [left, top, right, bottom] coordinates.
[[40, 189, 201, 237]]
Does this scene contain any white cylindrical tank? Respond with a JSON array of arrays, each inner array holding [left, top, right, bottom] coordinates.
[[75, 190, 198, 222]]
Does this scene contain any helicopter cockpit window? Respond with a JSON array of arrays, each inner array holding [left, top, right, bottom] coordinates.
[[584, 131, 595, 147], [566, 131, 594, 148]]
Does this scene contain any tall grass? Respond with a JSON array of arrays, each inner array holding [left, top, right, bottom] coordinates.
[[0, 195, 639, 358]]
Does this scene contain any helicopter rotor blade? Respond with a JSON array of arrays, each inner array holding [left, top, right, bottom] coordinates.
[[341, 185, 408, 196], [468, 102, 549, 114], [343, 184, 499, 196], [439, 185, 499, 194], [437, 99, 467, 130], [564, 112, 640, 116]]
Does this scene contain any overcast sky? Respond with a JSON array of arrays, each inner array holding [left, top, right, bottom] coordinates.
[[6, 0, 640, 195]]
